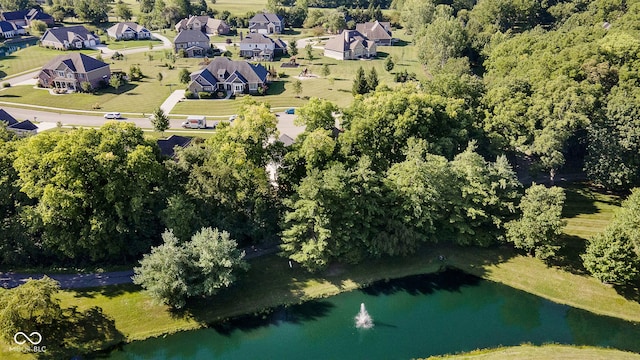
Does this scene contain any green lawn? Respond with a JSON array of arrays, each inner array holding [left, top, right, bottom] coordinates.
[[103, 37, 163, 51], [0, 185, 638, 360], [0, 46, 98, 79], [0, 51, 204, 113], [426, 344, 640, 360]]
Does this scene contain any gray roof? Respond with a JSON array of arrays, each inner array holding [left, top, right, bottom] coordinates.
[[175, 29, 209, 43], [108, 22, 149, 36], [200, 57, 268, 84], [157, 135, 191, 157], [42, 25, 98, 44], [249, 13, 283, 24], [324, 30, 373, 52], [10, 120, 37, 131], [0, 109, 18, 126], [279, 134, 294, 146], [355, 21, 392, 41], [42, 53, 109, 73]]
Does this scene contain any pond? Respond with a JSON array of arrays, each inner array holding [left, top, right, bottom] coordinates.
[[106, 269, 640, 359]]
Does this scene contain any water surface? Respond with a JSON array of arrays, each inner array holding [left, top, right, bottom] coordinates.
[[107, 269, 640, 359]]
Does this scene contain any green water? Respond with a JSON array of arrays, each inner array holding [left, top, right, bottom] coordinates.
[[106, 270, 640, 359]]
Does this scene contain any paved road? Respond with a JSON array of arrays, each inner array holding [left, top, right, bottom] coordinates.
[[0, 245, 279, 289]]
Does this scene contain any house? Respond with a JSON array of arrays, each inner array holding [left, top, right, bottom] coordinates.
[[157, 135, 192, 158], [40, 26, 100, 50], [248, 13, 283, 34], [107, 22, 151, 40], [0, 109, 38, 136], [1, 8, 54, 28], [38, 53, 111, 91], [355, 21, 393, 46], [323, 30, 377, 60], [175, 16, 230, 35], [0, 20, 25, 38], [187, 57, 268, 96], [239, 33, 287, 61], [174, 29, 210, 57]]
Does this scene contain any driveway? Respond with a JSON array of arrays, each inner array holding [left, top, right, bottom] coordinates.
[[93, 32, 173, 56], [160, 89, 186, 114]]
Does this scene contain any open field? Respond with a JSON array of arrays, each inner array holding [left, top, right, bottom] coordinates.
[[0, 46, 97, 80], [0, 186, 637, 360], [426, 344, 640, 360]]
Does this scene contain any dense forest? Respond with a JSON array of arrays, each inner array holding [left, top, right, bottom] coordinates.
[[1, 0, 640, 288]]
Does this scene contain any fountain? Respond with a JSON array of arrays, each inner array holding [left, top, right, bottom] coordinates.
[[354, 303, 374, 329]]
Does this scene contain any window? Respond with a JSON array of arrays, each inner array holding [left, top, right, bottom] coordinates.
[[57, 71, 65, 77]]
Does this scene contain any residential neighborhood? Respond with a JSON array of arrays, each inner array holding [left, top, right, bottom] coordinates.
[[1, 1, 640, 360]]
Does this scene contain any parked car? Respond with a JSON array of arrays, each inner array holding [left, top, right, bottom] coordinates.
[[181, 115, 206, 129], [285, 108, 295, 114], [229, 114, 237, 122], [104, 112, 122, 119]]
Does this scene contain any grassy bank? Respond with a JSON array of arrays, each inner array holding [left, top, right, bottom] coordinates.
[[1, 186, 638, 360], [425, 344, 640, 359]]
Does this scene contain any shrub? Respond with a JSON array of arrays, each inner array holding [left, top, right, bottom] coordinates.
[[198, 91, 214, 99], [92, 103, 101, 109], [184, 90, 196, 99], [2, 82, 10, 88]]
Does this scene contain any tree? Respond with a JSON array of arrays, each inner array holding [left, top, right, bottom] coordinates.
[[157, 72, 163, 83], [292, 79, 302, 97], [133, 228, 248, 308], [366, 67, 379, 92], [506, 185, 566, 259], [399, 0, 435, 35], [583, 189, 640, 285], [151, 107, 170, 134], [115, 2, 133, 21], [29, 20, 48, 36], [305, 43, 314, 62], [289, 39, 298, 56], [74, 0, 110, 24], [178, 68, 191, 84], [415, 11, 467, 70], [352, 66, 368, 95], [80, 81, 92, 93], [13, 123, 165, 262], [0, 0, 33, 11], [109, 75, 122, 91], [384, 56, 395, 72], [0, 277, 63, 343], [294, 97, 337, 131], [321, 63, 330, 78], [129, 65, 143, 81]]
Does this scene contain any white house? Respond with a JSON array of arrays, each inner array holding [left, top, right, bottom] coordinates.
[[107, 22, 151, 40]]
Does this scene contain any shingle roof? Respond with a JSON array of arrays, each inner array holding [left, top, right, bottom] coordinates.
[[26, 9, 53, 21], [249, 13, 283, 24], [10, 120, 38, 131], [279, 134, 294, 146], [324, 30, 371, 52], [195, 69, 218, 86], [107, 22, 148, 37], [355, 21, 392, 41], [0, 109, 18, 126], [241, 33, 277, 45], [0, 20, 17, 32], [1, 10, 28, 21], [157, 135, 192, 157], [42, 53, 109, 73], [175, 29, 209, 43], [200, 57, 268, 84], [42, 25, 97, 44]]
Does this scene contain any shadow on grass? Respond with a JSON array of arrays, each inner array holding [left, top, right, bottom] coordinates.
[[613, 282, 640, 304], [561, 186, 602, 219], [546, 234, 589, 275], [0, 94, 19, 98], [38, 306, 125, 359], [73, 283, 140, 299], [376, 51, 389, 59], [266, 81, 285, 95]]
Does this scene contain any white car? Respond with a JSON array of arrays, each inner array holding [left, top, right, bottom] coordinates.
[[229, 114, 237, 122], [104, 112, 122, 119]]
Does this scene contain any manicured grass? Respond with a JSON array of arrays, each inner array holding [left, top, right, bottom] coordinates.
[[103, 38, 163, 51], [0, 46, 97, 79], [425, 344, 640, 359], [0, 185, 638, 359], [0, 51, 204, 113]]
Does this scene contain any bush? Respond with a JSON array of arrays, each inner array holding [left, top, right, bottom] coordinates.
[[184, 90, 196, 99], [92, 103, 101, 109], [278, 72, 287, 78], [2, 82, 10, 88], [198, 91, 214, 99]]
